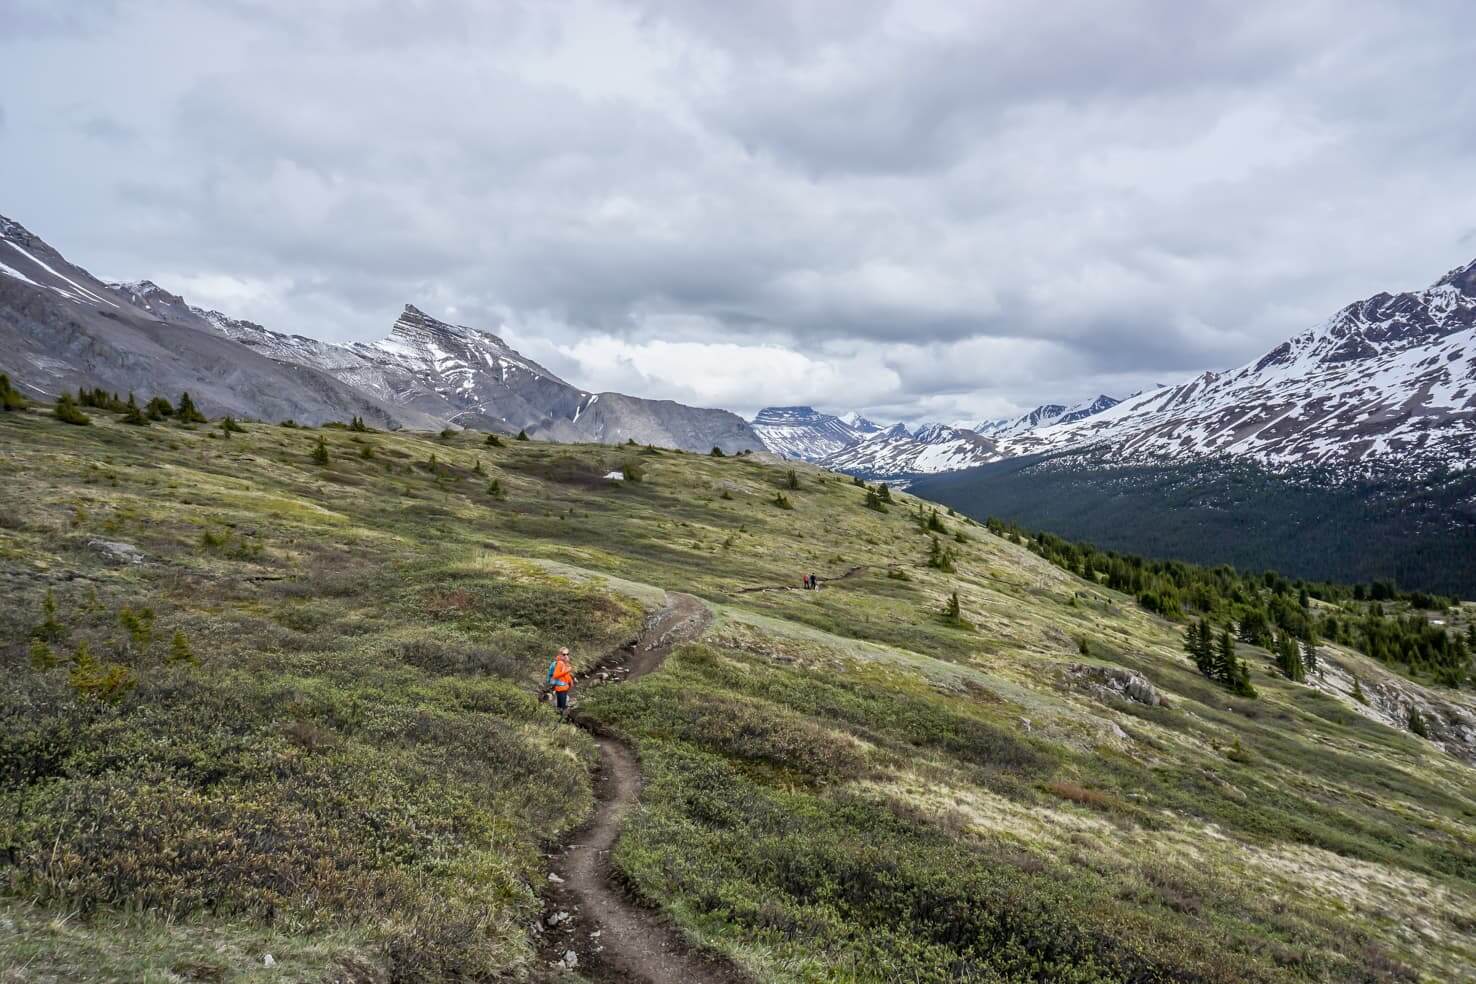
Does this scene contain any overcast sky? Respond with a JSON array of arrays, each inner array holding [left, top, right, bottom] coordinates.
[[3, 1, 1474, 424]]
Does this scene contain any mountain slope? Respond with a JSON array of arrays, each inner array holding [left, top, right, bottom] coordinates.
[[750, 405, 879, 460], [190, 293, 762, 452], [1008, 261, 1476, 472], [976, 394, 1121, 438], [819, 421, 1001, 479], [0, 217, 439, 429], [2, 406, 1473, 982]]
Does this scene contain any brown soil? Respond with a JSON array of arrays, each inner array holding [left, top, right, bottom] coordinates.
[[538, 593, 751, 983]]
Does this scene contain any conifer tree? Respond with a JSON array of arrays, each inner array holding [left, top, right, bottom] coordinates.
[[29, 640, 57, 670], [1185, 619, 1215, 678], [1276, 633, 1305, 682], [176, 391, 206, 423], [123, 397, 149, 426], [53, 393, 91, 425], [516, 429, 530, 441], [487, 478, 506, 499], [1301, 640, 1319, 676], [865, 489, 887, 512], [312, 436, 330, 466], [852, 474, 865, 487], [710, 446, 725, 457], [1224, 630, 1256, 697], [359, 442, 374, 460], [786, 469, 800, 490], [0, 373, 26, 411], [145, 395, 174, 420], [877, 483, 892, 503], [168, 629, 197, 666], [486, 433, 503, 447], [220, 416, 244, 434], [1351, 676, 1368, 704]]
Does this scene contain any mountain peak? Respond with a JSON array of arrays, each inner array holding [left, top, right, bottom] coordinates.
[[1436, 257, 1476, 295]]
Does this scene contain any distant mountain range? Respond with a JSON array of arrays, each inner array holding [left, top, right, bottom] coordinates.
[[0, 214, 762, 452], [996, 260, 1476, 474], [745, 395, 1125, 481]]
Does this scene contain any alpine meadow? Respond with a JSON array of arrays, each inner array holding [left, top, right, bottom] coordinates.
[[2, 396, 1474, 982]]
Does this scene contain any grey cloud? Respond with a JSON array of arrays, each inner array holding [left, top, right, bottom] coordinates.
[[2, 0, 1474, 420]]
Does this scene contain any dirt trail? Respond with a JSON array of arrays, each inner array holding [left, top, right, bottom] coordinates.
[[731, 564, 869, 595], [540, 592, 748, 983]]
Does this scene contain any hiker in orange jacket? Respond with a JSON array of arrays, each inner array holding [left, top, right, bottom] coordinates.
[[547, 646, 574, 718]]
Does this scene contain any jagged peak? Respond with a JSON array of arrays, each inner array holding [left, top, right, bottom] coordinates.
[[391, 304, 511, 349], [1435, 257, 1476, 294], [0, 214, 32, 240]]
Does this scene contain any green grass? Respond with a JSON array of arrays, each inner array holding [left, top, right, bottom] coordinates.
[[2, 404, 1474, 982]]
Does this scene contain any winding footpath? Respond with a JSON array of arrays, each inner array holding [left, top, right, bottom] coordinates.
[[540, 592, 749, 983]]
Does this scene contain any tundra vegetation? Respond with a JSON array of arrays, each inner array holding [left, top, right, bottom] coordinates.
[[1, 389, 1473, 983]]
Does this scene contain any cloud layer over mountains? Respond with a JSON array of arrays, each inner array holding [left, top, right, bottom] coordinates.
[[3, 0, 1475, 422]]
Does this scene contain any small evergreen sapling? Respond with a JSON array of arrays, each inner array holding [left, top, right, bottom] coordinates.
[[168, 629, 197, 666], [0, 373, 26, 411], [486, 433, 503, 447], [53, 393, 91, 425], [487, 478, 506, 499], [312, 436, 330, 466], [516, 429, 530, 441], [786, 469, 800, 490], [32, 589, 64, 643], [176, 391, 207, 424], [864, 489, 887, 512], [29, 640, 57, 670], [145, 396, 174, 420], [1351, 676, 1368, 704], [710, 446, 725, 457]]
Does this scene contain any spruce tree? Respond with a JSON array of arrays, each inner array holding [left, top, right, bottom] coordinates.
[[1276, 633, 1305, 682], [487, 478, 506, 499], [865, 489, 887, 512], [168, 629, 197, 666], [516, 429, 530, 441], [1301, 640, 1319, 675], [312, 436, 330, 466], [123, 398, 149, 426], [0, 373, 26, 411], [53, 393, 90, 425], [786, 469, 800, 490], [710, 446, 725, 457], [1408, 707, 1429, 738], [176, 391, 206, 423], [877, 483, 892, 503]]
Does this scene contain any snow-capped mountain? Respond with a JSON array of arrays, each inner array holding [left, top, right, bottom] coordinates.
[[819, 421, 1000, 480], [0, 218, 438, 428], [187, 294, 761, 451], [1008, 260, 1476, 473], [976, 394, 1120, 438], [750, 406, 881, 460], [1, 213, 763, 450]]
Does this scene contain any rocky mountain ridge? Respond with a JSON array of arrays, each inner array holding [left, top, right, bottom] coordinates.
[[1, 213, 762, 451], [1005, 259, 1476, 473]]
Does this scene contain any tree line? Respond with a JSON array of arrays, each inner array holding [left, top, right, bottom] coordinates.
[[986, 517, 1474, 690]]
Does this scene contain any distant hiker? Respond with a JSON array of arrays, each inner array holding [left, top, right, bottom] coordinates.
[[547, 647, 574, 718], [802, 574, 810, 590], [810, 573, 819, 591]]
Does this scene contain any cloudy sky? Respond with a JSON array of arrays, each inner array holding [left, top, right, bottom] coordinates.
[[3, 0, 1474, 424]]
